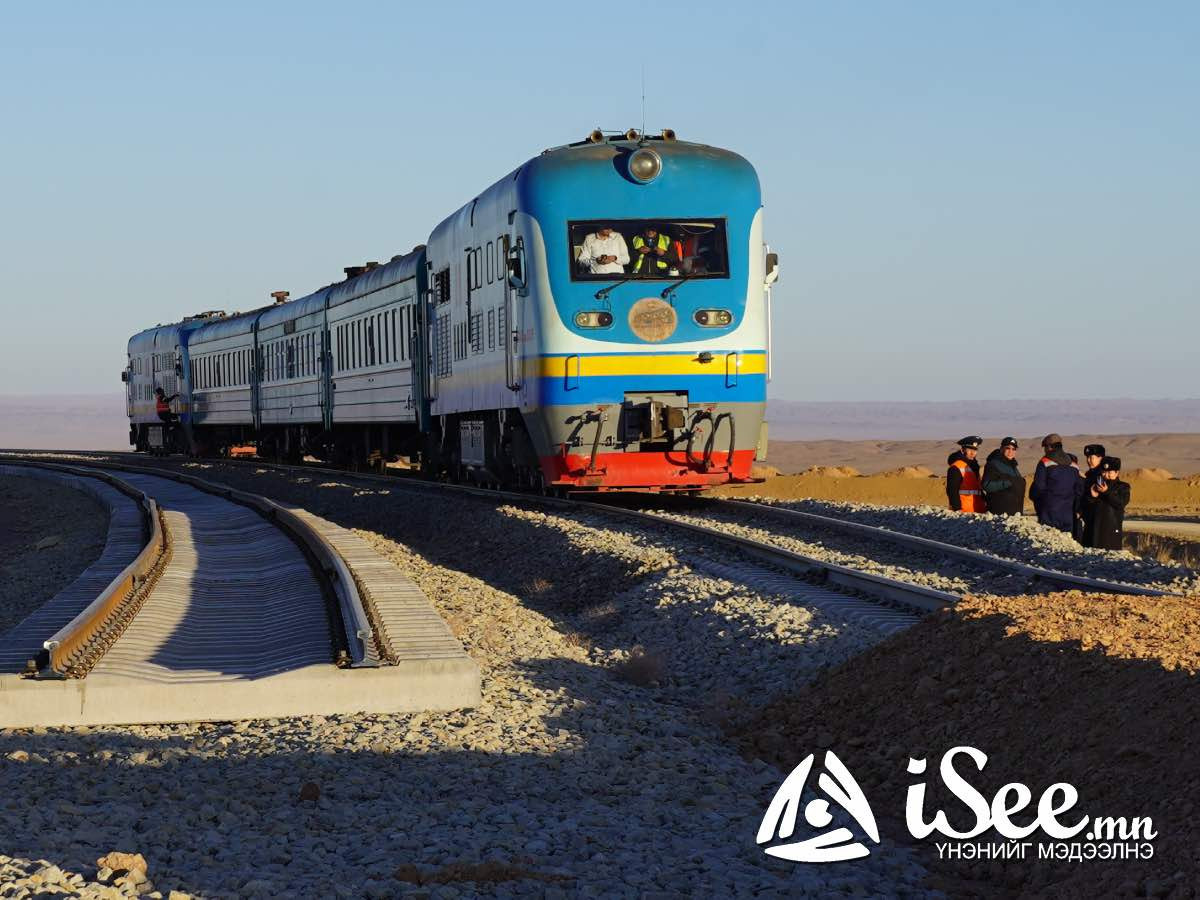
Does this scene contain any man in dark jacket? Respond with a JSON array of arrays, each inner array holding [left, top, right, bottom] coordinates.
[[1029, 434, 1083, 532], [1083, 456, 1131, 549], [982, 437, 1025, 516], [946, 436, 986, 512]]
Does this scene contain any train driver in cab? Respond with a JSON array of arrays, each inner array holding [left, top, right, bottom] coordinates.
[[631, 224, 682, 276], [577, 225, 630, 275]]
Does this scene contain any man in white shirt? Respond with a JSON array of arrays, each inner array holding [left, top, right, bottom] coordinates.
[[577, 226, 629, 275]]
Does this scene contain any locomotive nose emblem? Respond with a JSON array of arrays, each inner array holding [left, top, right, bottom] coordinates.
[[628, 297, 678, 343]]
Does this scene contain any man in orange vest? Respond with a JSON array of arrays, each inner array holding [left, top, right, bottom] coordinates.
[[946, 436, 987, 513]]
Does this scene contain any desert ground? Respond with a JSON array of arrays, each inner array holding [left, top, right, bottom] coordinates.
[[720, 433, 1200, 517]]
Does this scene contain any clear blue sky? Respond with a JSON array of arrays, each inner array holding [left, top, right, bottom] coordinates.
[[1, 1, 1196, 401]]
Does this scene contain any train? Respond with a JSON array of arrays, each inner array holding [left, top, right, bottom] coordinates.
[[124, 130, 780, 492]]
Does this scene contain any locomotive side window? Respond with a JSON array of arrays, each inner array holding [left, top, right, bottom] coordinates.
[[434, 268, 450, 305], [568, 218, 729, 281]]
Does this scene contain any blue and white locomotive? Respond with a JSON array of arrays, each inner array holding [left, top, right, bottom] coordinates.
[[124, 130, 780, 491]]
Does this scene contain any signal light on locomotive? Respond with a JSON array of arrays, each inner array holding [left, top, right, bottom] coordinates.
[[694, 309, 733, 327], [628, 148, 662, 183], [574, 311, 614, 328]]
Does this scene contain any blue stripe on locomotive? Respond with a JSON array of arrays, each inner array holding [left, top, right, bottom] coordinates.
[[537, 373, 766, 406]]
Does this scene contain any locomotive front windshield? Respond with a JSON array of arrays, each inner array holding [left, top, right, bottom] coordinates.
[[568, 219, 729, 281]]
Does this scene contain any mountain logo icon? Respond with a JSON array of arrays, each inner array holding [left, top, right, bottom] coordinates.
[[757, 750, 881, 863]]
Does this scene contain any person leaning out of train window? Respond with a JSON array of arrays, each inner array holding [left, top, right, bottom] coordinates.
[[154, 387, 179, 425], [577, 226, 630, 275], [982, 436, 1025, 516], [631, 224, 681, 276], [1029, 433, 1083, 533], [946, 436, 987, 513], [1083, 456, 1130, 550]]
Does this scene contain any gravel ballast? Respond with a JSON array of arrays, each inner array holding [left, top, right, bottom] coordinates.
[[0, 459, 932, 897], [742, 497, 1200, 595], [0, 474, 110, 634]]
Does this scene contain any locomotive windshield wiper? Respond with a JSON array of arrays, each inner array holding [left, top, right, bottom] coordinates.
[[660, 274, 693, 300], [594, 277, 634, 300]]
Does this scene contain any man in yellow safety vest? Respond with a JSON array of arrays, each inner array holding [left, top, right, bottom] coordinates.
[[631, 225, 681, 275]]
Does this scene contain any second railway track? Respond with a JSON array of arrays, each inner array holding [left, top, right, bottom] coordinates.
[[622, 495, 1180, 600]]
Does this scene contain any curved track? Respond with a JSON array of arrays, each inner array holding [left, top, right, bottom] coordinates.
[[0, 461, 353, 678]]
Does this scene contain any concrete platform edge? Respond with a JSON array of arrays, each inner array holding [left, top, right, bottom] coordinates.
[[0, 658, 481, 729]]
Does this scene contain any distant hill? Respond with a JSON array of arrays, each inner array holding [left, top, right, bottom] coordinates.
[[3, 394, 1199, 457], [765, 434, 1200, 477], [0, 394, 129, 451]]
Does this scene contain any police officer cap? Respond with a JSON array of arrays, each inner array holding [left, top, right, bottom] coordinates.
[[1000, 436, 1018, 449], [1101, 456, 1122, 472], [957, 436, 983, 449], [1083, 444, 1106, 457]]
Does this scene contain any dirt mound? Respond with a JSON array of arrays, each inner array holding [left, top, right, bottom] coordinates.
[[1126, 467, 1174, 481], [876, 465, 934, 479], [731, 591, 1199, 897], [749, 464, 780, 480], [800, 465, 860, 478]]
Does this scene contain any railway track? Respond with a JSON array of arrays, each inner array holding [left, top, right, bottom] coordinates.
[[624, 495, 1178, 599], [1, 459, 379, 677], [0, 457, 478, 726], [5, 449, 1175, 644], [3, 452, 958, 626]]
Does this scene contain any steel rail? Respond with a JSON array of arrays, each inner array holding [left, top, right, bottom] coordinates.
[[704, 498, 1174, 598], [4, 456, 381, 669]]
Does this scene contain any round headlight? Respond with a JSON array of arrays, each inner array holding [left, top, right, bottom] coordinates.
[[694, 309, 733, 327], [628, 148, 662, 183], [575, 311, 614, 329]]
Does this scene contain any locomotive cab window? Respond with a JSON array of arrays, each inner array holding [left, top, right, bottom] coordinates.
[[569, 219, 729, 281]]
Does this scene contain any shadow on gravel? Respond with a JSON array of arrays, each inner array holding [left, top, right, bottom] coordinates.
[[0, 684, 804, 897], [728, 598, 1200, 899]]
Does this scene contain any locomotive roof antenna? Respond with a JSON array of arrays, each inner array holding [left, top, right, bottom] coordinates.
[[640, 63, 646, 143]]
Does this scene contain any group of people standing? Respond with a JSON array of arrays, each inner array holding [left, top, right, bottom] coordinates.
[[946, 434, 1130, 549]]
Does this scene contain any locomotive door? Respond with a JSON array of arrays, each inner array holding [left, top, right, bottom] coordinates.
[[502, 233, 524, 391]]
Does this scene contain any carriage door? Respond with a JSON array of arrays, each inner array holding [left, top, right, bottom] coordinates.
[[503, 232, 525, 391], [320, 327, 334, 431]]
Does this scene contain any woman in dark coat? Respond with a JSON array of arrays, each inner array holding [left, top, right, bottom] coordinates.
[[1084, 457, 1131, 550]]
